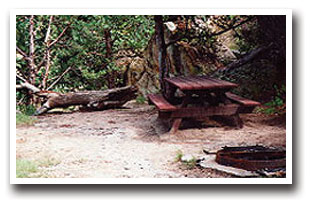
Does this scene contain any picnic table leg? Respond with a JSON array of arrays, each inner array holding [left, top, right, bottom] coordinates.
[[170, 118, 182, 134], [232, 113, 243, 128]]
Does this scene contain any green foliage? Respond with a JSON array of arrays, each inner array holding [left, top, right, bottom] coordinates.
[[16, 113, 37, 126], [16, 159, 38, 178], [175, 150, 197, 169], [136, 95, 147, 104], [233, 19, 259, 55], [215, 60, 278, 101], [256, 85, 286, 115], [16, 15, 155, 94], [16, 104, 37, 125], [174, 150, 184, 162], [16, 15, 282, 107], [17, 104, 37, 116], [182, 157, 197, 170]]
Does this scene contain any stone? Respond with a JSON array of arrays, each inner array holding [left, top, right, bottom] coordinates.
[[198, 155, 259, 177], [181, 154, 195, 162]]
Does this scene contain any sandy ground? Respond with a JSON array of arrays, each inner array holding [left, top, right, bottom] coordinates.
[[16, 102, 286, 178]]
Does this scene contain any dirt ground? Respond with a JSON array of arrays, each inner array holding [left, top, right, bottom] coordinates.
[[16, 101, 286, 178]]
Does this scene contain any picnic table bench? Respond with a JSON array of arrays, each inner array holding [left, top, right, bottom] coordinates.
[[148, 76, 260, 133]]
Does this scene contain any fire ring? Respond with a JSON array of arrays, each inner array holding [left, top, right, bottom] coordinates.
[[215, 146, 286, 171]]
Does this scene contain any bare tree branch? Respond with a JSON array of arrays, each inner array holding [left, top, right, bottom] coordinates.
[[16, 46, 30, 61], [36, 54, 47, 69], [49, 23, 71, 47], [210, 17, 254, 37], [16, 80, 41, 93], [47, 66, 72, 90], [165, 16, 254, 48], [28, 15, 37, 85], [42, 16, 54, 89], [16, 74, 27, 83], [45, 16, 54, 43]]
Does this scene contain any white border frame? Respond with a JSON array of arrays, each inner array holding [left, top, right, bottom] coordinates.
[[10, 9, 292, 184]]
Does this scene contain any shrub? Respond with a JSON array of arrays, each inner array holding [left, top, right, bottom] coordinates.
[[17, 104, 37, 116], [256, 85, 286, 115], [136, 95, 147, 104]]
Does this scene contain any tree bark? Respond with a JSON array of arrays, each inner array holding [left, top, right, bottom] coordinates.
[[104, 28, 116, 89], [154, 15, 168, 93], [29, 15, 37, 86], [42, 15, 54, 90], [34, 86, 137, 115], [257, 15, 286, 85], [104, 29, 113, 58]]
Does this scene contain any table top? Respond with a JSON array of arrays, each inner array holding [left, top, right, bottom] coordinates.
[[164, 76, 238, 91]]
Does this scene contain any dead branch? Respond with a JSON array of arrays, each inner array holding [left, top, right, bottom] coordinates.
[[46, 66, 72, 90], [210, 17, 254, 37], [16, 46, 30, 61], [42, 16, 54, 89], [16, 74, 27, 83], [44, 16, 54, 43], [16, 82, 41, 93], [49, 23, 71, 47], [165, 17, 254, 48]]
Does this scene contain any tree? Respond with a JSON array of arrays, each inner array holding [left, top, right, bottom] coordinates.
[[154, 15, 168, 93], [16, 15, 154, 111], [16, 15, 71, 104]]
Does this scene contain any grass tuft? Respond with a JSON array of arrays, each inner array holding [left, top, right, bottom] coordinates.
[[16, 113, 36, 126], [16, 159, 38, 178]]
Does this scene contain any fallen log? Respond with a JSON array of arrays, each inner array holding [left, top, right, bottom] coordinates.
[[34, 86, 137, 115], [16, 75, 138, 115]]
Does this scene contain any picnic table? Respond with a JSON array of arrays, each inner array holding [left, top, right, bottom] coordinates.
[[148, 76, 260, 133]]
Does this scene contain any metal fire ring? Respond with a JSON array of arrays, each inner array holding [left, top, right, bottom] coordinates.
[[215, 146, 286, 171]]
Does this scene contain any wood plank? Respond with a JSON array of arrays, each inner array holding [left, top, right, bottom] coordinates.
[[164, 77, 192, 90], [148, 94, 177, 111], [172, 77, 199, 90], [177, 76, 205, 90], [170, 104, 239, 118], [226, 92, 260, 107], [207, 77, 238, 88], [194, 76, 238, 89], [188, 76, 221, 89], [187, 76, 237, 90], [165, 76, 238, 91]]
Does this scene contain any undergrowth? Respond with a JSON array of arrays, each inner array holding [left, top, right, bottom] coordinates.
[[16, 159, 38, 178], [16, 113, 36, 126], [256, 85, 286, 115]]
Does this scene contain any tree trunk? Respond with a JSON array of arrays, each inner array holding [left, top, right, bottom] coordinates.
[[42, 16, 54, 90], [154, 15, 168, 93], [104, 28, 116, 89], [29, 15, 37, 86], [104, 29, 113, 58], [34, 86, 137, 115], [257, 15, 286, 85]]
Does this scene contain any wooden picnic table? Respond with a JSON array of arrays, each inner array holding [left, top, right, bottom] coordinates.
[[148, 76, 260, 133]]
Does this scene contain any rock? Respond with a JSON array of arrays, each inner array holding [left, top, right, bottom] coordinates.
[[16, 137, 26, 143], [181, 154, 195, 162], [197, 155, 259, 177]]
